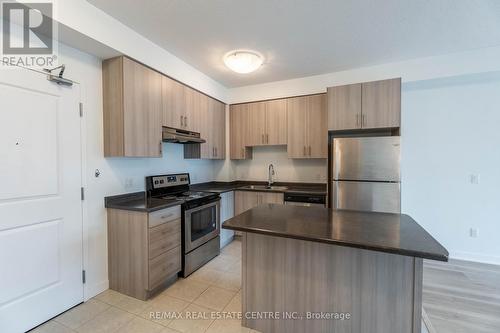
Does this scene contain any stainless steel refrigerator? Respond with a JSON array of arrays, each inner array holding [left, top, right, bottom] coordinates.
[[331, 136, 401, 213]]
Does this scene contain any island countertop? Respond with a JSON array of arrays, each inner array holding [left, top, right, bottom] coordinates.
[[222, 204, 448, 261]]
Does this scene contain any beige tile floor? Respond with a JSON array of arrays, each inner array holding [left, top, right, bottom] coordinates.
[[31, 240, 258, 333]]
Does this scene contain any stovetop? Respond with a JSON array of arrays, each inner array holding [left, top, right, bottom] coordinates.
[[145, 173, 220, 209]]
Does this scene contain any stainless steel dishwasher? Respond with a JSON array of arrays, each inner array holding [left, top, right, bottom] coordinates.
[[284, 192, 326, 207]]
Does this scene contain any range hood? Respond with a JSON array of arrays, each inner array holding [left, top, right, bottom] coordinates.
[[162, 127, 206, 144]]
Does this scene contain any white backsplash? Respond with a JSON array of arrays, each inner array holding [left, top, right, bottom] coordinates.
[[231, 146, 327, 183]]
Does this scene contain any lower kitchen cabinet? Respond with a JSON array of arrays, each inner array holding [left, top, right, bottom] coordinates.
[[107, 205, 182, 300], [234, 190, 284, 215], [220, 191, 235, 248]]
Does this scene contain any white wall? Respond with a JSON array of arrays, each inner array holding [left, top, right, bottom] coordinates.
[[232, 146, 327, 183], [401, 72, 500, 265], [228, 45, 500, 104]]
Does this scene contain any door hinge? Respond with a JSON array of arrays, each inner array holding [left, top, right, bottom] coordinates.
[[81, 187, 85, 201], [79, 102, 83, 117], [82, 270, 86, 284]]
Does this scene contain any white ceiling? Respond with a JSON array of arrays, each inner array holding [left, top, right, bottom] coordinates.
[[87, 0, 500, 88]]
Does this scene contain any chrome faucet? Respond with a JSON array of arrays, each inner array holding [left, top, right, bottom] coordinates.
[[268, 164, 275, 188]]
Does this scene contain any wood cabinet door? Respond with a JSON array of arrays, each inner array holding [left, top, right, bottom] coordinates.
[[230, 104, 243, 159], [234, 191, 259, 215], [287, 96, 308, 158], [199, 94, 212, 159], [184, 87, 200, 132], [265, 99, 287, 145], [307, 94, 328, 158], [161, 76, 185, 129], [123, 57, 162, 157], [327, 83, 362, 131], [248, 101, 267, 146], [213, 100, 226, 159], [230, 104, 251, 160], [361, 78, 401, 129], [259, 192, 284, 205]]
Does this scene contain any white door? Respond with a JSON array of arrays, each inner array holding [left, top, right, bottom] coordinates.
[[0, 67, 83, 333]]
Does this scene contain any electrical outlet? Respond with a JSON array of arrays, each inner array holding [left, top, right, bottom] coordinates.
[[469, 228, 478, 238], [469, 174, 480, 185]]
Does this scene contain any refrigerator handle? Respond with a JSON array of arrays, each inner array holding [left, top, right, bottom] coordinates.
[[331, 182, 338, 209]]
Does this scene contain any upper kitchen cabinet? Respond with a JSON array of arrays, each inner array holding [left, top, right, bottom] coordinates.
[[247, 99, 288, 146], [327, 78, 401, 131], [362, 78, 401, 129], [327, 83, 362, 131], [247, 101, 267, 146], [230, 104, 252, 160], [162, 77, 200, 133], [265, 99, 288, 145], [103, 56, 162, 157], [202, 98, 225, 159], [161, 76, 184, 130], [287, 94, 327, 159]]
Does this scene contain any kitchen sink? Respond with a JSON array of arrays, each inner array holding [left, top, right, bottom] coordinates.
[[239, 185, 289, 191]]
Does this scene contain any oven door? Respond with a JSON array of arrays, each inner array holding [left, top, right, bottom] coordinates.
[[184, 199, 220, 253]]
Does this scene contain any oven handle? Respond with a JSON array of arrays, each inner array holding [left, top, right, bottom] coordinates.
[[185, 198, 221, 214]]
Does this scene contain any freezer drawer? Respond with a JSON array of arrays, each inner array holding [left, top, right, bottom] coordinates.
[[331, 181, 400, 213], [332, 137, 400, 182]]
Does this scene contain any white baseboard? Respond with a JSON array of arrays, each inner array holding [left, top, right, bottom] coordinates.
[[84, 279, 109, 301], [449, 251, 500, 266]]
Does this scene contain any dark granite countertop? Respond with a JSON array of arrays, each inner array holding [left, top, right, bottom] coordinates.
[[105, 181, 326, 213], [222, 204, 449, 261], [104, 192, 183, 213], [190, 181, 327, 195]]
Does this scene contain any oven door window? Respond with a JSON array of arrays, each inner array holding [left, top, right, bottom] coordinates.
[[190, 205, 217, 242]]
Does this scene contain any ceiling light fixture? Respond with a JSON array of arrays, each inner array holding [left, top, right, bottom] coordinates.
[[223, 50, 264, 74]]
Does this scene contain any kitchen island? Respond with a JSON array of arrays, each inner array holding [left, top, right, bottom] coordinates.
[[222, 204, 448, 333]]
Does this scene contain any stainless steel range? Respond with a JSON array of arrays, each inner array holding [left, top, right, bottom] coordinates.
[[146, 173, 220, 277]]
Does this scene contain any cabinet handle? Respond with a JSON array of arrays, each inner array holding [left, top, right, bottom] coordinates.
[[309, 146, 311, 156], [241, 148, 244, 158], [159, 142, 162, 154], [362, 114, 366, 127], [215, 147, 218, 157], [266, 134, 269, 144], [303, 146, 306, 156], [356, 114, 359, 127], [185, 116, 188, 127], [262, 134, 264, 144]]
